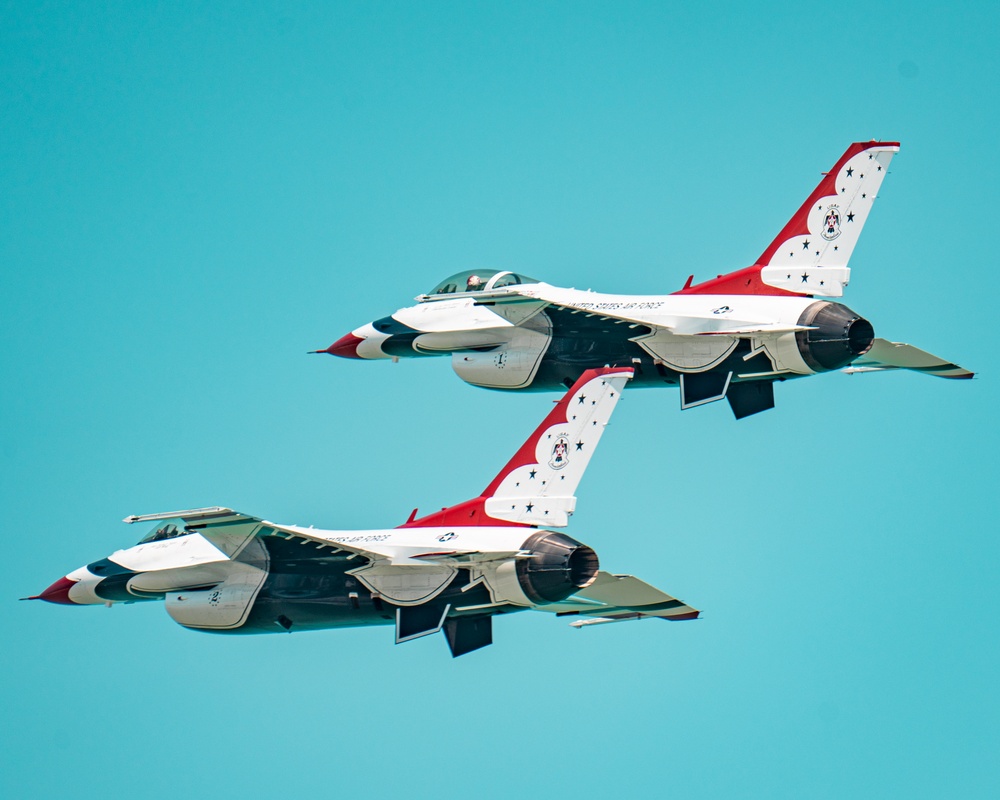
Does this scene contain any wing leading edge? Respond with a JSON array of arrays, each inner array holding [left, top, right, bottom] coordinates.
[[123, 507, 383, 563]]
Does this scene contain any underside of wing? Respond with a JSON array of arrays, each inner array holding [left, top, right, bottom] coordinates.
[[539, 571, 700, 627], [844, 338, 974, 379]]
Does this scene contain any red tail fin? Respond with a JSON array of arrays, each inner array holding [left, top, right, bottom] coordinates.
[[401, 367, 634, 529], [676, 141, 899, 297]]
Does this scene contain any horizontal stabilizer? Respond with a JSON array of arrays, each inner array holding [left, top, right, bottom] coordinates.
[[540, 570, 700, 626], [844, 338, 974, 379]]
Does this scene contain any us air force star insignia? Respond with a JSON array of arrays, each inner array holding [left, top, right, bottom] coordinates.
[[821, 205, 842, 240], [549, 435, 570, 469], [437, 532, 456, 543]]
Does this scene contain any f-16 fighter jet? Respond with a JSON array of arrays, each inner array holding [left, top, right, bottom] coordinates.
[[319, 141, 972, 419], [26, 368, 698, 656]]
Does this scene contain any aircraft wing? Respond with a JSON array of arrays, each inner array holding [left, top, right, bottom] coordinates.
[[538, 571, 700, 626], [843, 338, 974, 379], [123, 507, 383, 564], [476, 287, 656, 328], [479, 284, 808, 338], [124, 509, 535, 568]]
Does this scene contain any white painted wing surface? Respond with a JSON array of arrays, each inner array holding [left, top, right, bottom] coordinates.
[[489, 284, 813, 338], [124, 507, 383, 563]]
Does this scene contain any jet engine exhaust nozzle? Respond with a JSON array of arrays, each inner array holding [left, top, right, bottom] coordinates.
[[515, 531, 600, 605], [795, 301, 875, 372]]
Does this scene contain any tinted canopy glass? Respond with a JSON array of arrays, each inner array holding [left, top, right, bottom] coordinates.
[[138, 519, 191, 544], [427, 269, 540, 296]]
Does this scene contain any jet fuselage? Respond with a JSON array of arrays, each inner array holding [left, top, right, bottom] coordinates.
[[328, 286, 876, 417], [319, 142, 971, 419]]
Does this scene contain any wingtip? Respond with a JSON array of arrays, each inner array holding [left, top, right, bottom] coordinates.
[[664, 610, 701, 621]]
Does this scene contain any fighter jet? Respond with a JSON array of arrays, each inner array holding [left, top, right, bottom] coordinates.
[[319, 141, 972, 419], [26, 368, 698, 656]]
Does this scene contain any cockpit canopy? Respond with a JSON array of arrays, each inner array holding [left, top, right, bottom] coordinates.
[[426, 269, 540, 297], [138, 519, 191, 544]]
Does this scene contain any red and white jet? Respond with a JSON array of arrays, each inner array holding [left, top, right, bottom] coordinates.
[[27, 368, 698, 656], [319, 141, 972, 419]]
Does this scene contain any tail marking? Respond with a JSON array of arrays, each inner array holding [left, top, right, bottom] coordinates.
[[401, 367, 634, 529], [677, 141, 899, 298]]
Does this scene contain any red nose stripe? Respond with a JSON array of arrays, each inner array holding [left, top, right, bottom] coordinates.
[[37, 577, 78, 605], [321, 333, 364, 359]]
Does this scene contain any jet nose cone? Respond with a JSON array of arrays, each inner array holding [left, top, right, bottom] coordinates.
[[36, 576, 78, 605], [316, 332, 365, 359]]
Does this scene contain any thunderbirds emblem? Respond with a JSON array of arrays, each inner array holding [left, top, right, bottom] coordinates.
[[549, 436, 570, 469], [822, 205, 842, 240]]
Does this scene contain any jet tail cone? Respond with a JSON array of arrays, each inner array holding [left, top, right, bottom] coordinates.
[[28, 576, 78, 605], [314, 333, 365, 359]]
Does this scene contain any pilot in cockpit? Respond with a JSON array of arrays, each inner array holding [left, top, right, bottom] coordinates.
[[426, 269, 539, 298]]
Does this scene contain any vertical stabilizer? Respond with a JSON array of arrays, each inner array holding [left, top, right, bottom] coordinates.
[[757, 141, 898, 296], [677, 141, 899, 298], [402, 367, 633, 528]]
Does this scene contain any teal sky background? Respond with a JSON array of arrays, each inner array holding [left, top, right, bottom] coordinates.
[[3, 2, 997, 797]]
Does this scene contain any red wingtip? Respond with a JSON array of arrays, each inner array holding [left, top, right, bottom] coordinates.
[[35, 576, 78, 605]]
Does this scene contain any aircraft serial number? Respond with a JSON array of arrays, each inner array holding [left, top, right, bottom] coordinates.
[[572, 301, 664, 311], [337, 534, 391, 543]]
